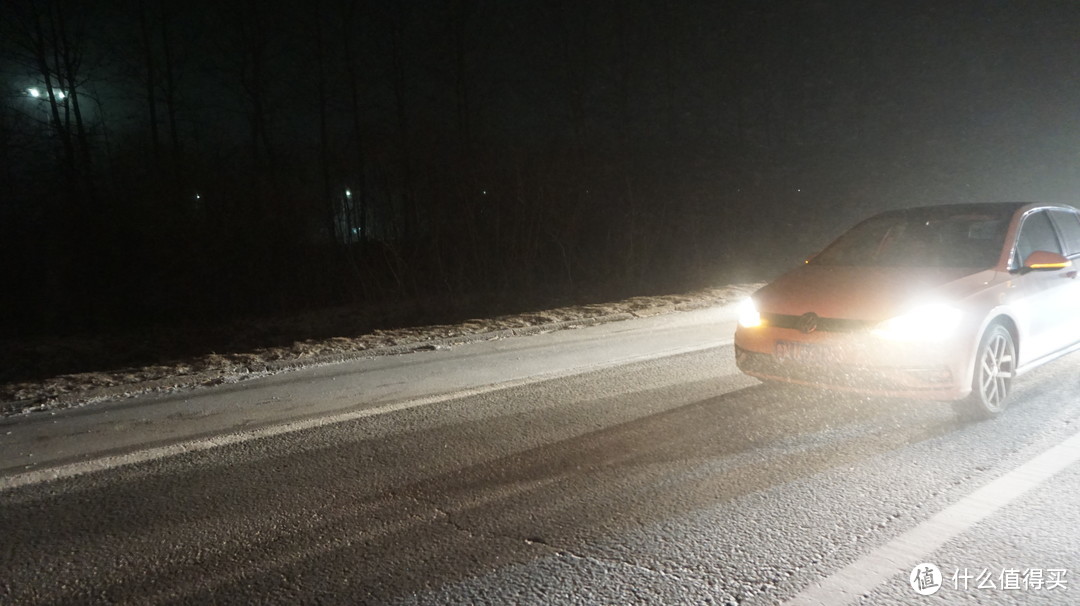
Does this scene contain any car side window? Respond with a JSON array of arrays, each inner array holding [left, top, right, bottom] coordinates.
[[1049, 210, 1080, 257], [1015, 210, 1063, 266]]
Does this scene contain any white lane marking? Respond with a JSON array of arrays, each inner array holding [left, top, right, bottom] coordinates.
[[786, 427, 1080, 605], [0, 341, 732, 492]]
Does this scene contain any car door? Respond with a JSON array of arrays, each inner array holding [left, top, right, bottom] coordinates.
[[1011, 209, 1074, 364], [1048, 208, 1080, 351]]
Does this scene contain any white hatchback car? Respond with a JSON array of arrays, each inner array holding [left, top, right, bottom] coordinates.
[[734, 202, 1080, 418]]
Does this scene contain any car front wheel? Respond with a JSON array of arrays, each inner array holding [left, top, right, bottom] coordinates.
[[957, 323, 1016, 419]]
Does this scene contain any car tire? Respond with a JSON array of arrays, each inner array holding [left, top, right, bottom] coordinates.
[[955, 323, 1016, 419]]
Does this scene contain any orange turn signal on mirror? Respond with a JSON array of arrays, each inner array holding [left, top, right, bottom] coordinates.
[[1028, 260, 1072, 269], [1023, 250, 1073, 270]]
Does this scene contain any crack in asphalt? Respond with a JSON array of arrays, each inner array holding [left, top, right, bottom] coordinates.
[[548, 543, 722, 596]]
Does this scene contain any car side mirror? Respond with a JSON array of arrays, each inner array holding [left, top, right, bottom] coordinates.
[[1023, 250, 1072, 271]]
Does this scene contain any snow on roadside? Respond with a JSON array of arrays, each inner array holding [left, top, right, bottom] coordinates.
[[1, 283, 761, 415]]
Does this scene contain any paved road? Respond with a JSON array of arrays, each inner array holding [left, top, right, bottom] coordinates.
[[2, 304, 1079, 605]]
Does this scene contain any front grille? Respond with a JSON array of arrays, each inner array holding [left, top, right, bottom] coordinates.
[[761, 312, 873, 333]]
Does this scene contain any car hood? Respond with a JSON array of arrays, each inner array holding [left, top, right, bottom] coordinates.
[[754, 264, 998, 322]]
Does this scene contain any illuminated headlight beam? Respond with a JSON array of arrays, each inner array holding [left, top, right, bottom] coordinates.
[[738, 298, 761, 328], [873, 303, 963, 342]]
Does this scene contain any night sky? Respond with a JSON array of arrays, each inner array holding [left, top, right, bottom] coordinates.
[[3, 0, 1080, 335]]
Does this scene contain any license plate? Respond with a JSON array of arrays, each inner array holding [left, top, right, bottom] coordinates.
[[775, 340, 840, 364]]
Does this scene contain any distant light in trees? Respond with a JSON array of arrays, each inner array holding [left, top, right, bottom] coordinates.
[[345, 189, 352, 198], [27, 87, 68, 100]]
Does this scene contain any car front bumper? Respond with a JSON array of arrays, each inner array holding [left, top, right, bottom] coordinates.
[[733, 326, 975, 401]]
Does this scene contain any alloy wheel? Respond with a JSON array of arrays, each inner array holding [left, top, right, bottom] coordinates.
[[974, 326, 1015, 414]]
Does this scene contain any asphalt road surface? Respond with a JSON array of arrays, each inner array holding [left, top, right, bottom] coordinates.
[[2, 304, 1079, 605]]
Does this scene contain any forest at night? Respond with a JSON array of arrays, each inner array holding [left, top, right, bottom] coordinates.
[[4, 0, 1080, 353]]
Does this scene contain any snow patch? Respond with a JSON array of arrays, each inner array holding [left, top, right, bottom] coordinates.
[[1, 284, 760, 415]]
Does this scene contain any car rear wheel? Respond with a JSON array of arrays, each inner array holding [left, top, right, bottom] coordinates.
[[956, 324, 1015, 419]]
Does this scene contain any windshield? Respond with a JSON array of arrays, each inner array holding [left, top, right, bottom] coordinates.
[[811, 207, 1013, 268]]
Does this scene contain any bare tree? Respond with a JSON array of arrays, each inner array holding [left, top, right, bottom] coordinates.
[[5, 0, 100, 198], [554, 0, 591, 157], [451, 0, 476, 147], [216, 1, 278, 170], [136, 0, 160, 158], [159, 4, 182, 164], [340, 0, 369, 244], [388, 0, 414, 240]]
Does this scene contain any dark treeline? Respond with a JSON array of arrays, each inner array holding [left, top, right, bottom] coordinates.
[[0, 0, 986, 338]]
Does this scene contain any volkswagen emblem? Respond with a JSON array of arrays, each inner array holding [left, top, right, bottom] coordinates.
[[797, 312, 819, 334]]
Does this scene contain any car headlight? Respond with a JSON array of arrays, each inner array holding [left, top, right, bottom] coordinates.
[[873, 303, 963, 342], [738, 298, 761, 328]]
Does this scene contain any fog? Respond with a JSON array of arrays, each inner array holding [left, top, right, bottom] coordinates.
[[3, 0, 1078, 343]]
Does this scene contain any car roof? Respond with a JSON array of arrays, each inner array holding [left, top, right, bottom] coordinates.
[[868, 202, 1078, 222], [891, 202, 1025, 216]]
